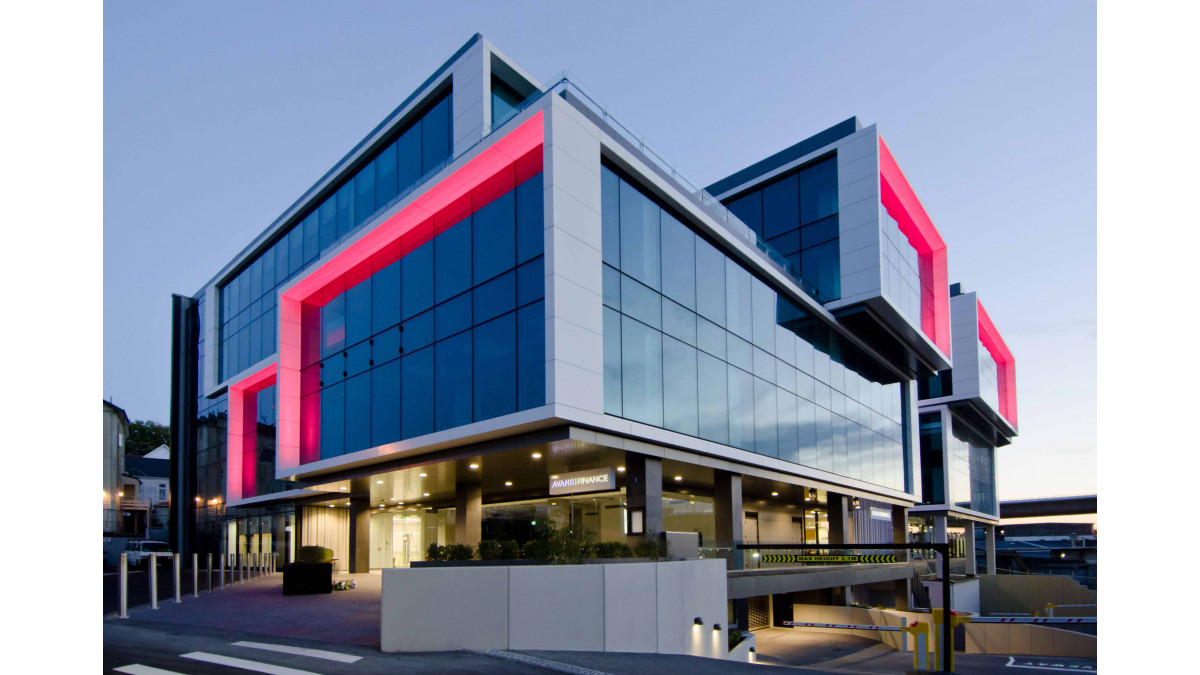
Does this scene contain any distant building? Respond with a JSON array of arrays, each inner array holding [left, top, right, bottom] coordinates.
[[125, 446, 171, 540], [102, 400, 130, 534], [995, 522, 1097, 590]]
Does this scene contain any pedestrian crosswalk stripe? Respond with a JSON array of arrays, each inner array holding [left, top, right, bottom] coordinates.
[[114, 665, 189, 675], [232, 641, 362, 663], [179, 651, 323, 675]]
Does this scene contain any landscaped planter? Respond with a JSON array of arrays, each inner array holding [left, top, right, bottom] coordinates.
[[411, 558, 666, 568], [282, 562, 333, 595]]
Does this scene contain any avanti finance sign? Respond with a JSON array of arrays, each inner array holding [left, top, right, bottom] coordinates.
[[549, 468, 616, 496]]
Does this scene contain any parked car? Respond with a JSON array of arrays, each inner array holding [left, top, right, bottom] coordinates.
[[124, 540, 172, 568]]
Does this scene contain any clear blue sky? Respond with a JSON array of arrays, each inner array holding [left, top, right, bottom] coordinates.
[[103, 1, 1096, 500]]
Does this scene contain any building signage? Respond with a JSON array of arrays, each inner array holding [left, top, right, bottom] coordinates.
[[549, 468, 616, 495], [869, 506, 892, 521], [760, 554, 897, 564]]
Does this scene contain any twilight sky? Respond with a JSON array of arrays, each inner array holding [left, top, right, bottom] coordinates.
[[103, 1, 1096, 501]]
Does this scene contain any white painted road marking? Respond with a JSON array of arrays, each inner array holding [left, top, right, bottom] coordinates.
[[180, 651, 323, 675], [113, 665, 189, 675], [1005, 656, 1096, 671], [232, 640, 362, 663]]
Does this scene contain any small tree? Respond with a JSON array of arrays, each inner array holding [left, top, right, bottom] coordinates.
[[126, 419, 170, 456]]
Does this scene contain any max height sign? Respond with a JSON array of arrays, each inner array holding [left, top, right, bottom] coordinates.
[[549, 468, 616, 496]]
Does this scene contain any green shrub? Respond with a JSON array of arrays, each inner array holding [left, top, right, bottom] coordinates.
[[592, 541, 632, 558], [729, 627, 751, 650], [296, 545, 333, 564], [521, 538, 551, 562], [476, 540, 502, 560], [426, 542, 444, 562], [498, 540, 521, 560], [632, 533, 671, 560], [444, 543, 474, 561]]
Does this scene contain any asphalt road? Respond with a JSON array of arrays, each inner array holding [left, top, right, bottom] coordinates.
[[103, 561, 250, 615]]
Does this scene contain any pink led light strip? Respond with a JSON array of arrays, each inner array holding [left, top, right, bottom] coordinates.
[[976, 299, 1017, 429]]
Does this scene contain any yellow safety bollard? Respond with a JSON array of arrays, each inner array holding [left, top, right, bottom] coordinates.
[[1046, 602, 1056, 617], [931, 609, 969, 672], [907, 621, 931, 671]]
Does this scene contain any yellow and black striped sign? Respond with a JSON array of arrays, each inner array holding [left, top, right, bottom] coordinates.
[[760, 554, 897, 564]]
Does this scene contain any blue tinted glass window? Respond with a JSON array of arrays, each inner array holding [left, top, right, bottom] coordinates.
[[515, 175, 544, 263], [515, 257, 543, 307], [815, 406, 833, 471], [761, 174, 799, 240], [336, 183, 355, 240], [474, 270, 515, 325], [319, 199, 337, 251], [397, 126, 421, 194], [727, 333, 753, 373], [799, 157, 838, 225], [421, 95, 451, 175], [376, 141, 399, 207], [344, 372, 371, 454], [766, 229, 801, 257], [725, 259, 753, 340], [435, 293, 472, 340], [727, 367, 755, 452], [345, 342, 370, 379], [602, 264, 621, 309], [754, 377, 778, 457], [402, 311, 434, 353], [620, 317, 663, 427], [319, 382, 344, 459], [435, 217, 472, 304], [345, 277, 372, 346], [474, 313, 516, 421], [751, 277, 776, 354], [801, 239, 841, 303], [662, 298, 696, 347], [371, 260, 401, 333], [621, 274, 661, 331], [660, 213, 696, 310], [288, 228, 303, 275], [435, 332, 472, 431], [801, 214, 838, 248], [355, 159, 376, 224], [697, 317, 726, 360], [727, 191, 762, 237], [261, 254, 274, 297], [371, 359, 400, 447], [302, 212, 319, 263], [603, 307, 622, 415], [249, 319, 262, 365], [319, 353, 343, 388], [663, 336, 698, 437], [473, 192, 515, 284], [321, 293, 346, 358], [491, 76, 524, 127], [601, 166, 621, 268], [697, 352, 728, 444], [401, 348, 434, 439], [402, 240, 433, 320], [777, 391, 799, 464], [274, 240, 289, 285], [517, 301, 544, 411], [619, 180, 660, 290], [372, 325, 401, 364]]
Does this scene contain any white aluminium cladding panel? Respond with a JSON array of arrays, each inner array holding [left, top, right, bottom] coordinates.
[[948, 292, 983, 402], [450, 38, 487, 157], [543, 94, 605, 416], [834, 127, 885, 304]]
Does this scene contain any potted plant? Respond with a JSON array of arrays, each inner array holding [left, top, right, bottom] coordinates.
[[282, 545, 334, 595]]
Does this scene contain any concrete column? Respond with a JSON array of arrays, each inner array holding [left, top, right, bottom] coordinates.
[[713, 471, 743, 547], [964, 521, 977, 576], [985, 524, 997, 574], [348, 478, 371, 573], [454, 483, 482, 549], [624, 454, 663, 545], [827, 493, 852, 545], [893, 578, 911, 611], [932, 514, 947, 578], [892, 505, 909, 562]]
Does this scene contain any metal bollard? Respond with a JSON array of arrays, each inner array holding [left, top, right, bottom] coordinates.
[[149, 555, 158, 610], [193, 553, 199, 597], [207, 553, 213, 593], [118, 553, 129, 619], [173, 553, 182, 603], [219, 553, 225, 589]]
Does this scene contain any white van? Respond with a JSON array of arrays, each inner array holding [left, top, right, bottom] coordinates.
[[124, 540, 172, 567]]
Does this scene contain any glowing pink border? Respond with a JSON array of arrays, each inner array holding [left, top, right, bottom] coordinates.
[[274, 110, 545, 473], [976, 299, 1017, 429], [226, 364, 277, 501], [877, 137, 951, 357]]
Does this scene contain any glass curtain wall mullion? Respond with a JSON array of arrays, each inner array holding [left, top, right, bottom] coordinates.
[[601, 162, 906, 492]]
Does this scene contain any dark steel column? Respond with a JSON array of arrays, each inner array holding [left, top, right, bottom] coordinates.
[[169, 294, 198, 557]]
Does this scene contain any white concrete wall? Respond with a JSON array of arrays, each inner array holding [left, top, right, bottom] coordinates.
[[921, 576, 981, 614], [381, 559, 729, 658]]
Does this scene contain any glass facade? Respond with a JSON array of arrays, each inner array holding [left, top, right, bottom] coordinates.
[[219, 90, 454, 382], [602, 164, 906, 492], [723, 156, 841, 303], [978, 340, 1001, 413], [491, 76, 524, 128], [303, 173, 545, 459], [919, 410, 997, 516]]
